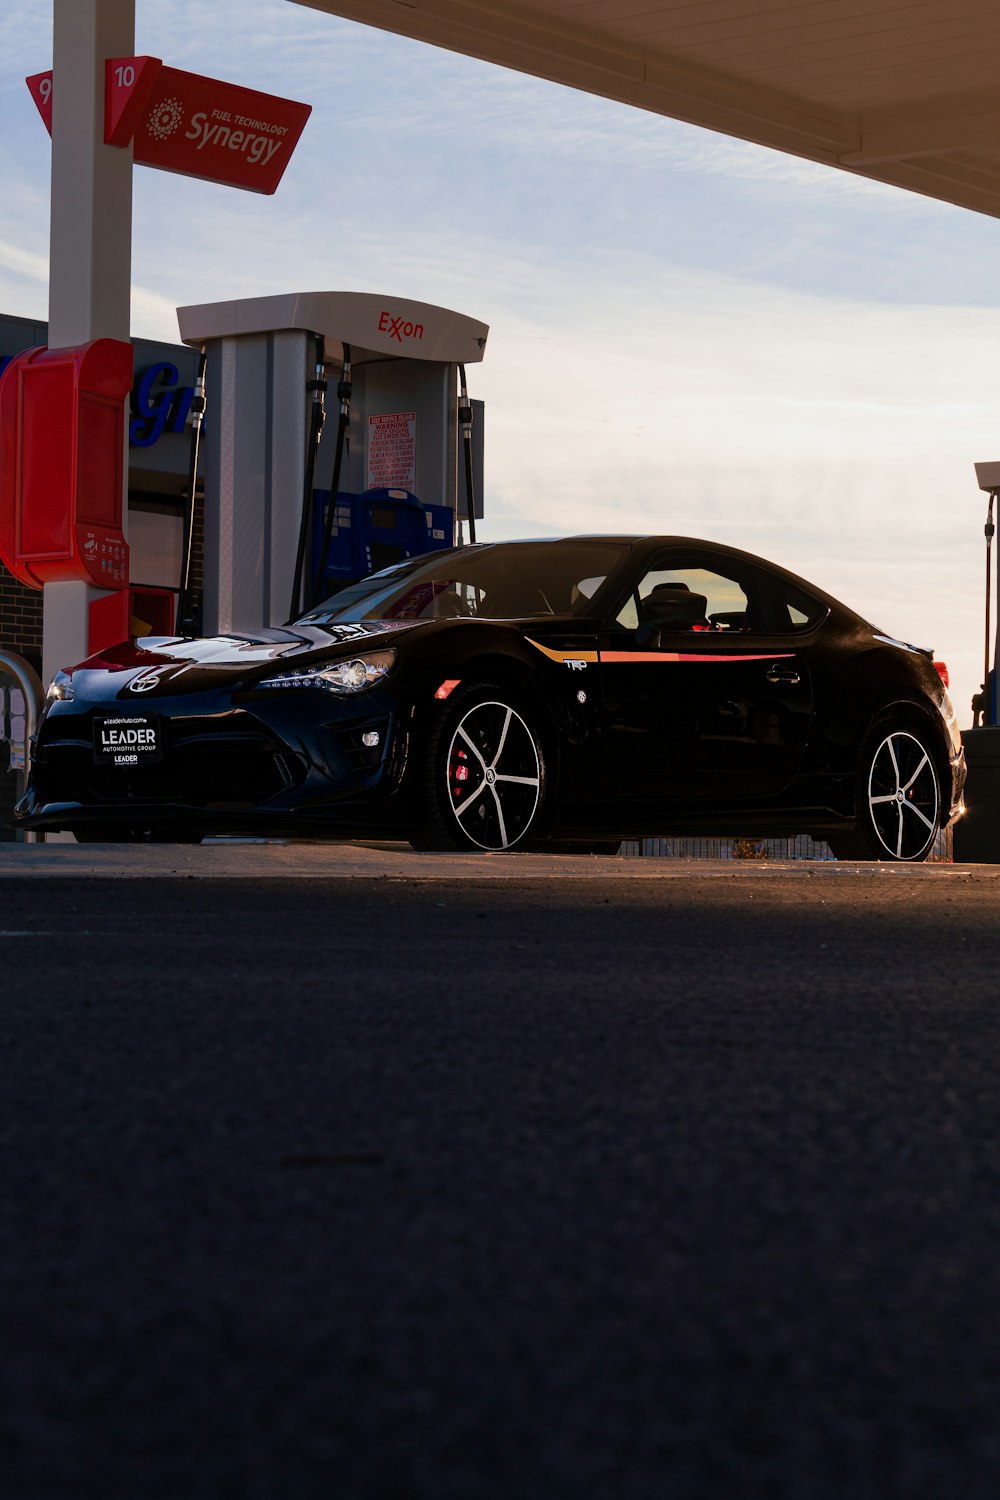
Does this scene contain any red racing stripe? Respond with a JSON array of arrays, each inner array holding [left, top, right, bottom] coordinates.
[[599, 651, 797, 664]]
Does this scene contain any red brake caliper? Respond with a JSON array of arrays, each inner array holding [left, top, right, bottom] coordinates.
[[451, 747, 470, 801]]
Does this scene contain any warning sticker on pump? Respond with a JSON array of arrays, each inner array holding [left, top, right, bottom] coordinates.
[[94, 715, 162, 767]]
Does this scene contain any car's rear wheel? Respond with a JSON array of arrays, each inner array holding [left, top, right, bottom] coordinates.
[[828, 723, 941, 861], [410, 683, 546, 852]]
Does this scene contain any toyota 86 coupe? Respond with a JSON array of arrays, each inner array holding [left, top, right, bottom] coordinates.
[[15, 535, 965, 860]]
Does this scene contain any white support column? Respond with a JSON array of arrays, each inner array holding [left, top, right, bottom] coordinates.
[[202, 331, 309, 636], [43, 0, 135, 688]]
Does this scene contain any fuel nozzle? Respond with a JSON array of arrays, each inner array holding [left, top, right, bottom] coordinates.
[[337, 348, 352, 416], [458, 359, 473, 429], [188, 350, 206, 432], [307, 336, 327, 441]]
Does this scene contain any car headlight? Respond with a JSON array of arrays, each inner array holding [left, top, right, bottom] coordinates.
[[45, 669, 74, 703], [257, 649, 396, 695]]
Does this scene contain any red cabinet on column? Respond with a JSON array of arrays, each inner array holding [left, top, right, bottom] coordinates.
[[0, 338, 132, 590]]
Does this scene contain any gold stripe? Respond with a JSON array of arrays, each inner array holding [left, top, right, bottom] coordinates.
[[525, 638, 599, 665]]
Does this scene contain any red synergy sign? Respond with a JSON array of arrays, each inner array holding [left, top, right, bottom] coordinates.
[[27, 57, 310, 195]]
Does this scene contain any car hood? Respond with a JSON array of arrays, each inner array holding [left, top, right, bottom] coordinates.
[[66, 619, 420, 694]]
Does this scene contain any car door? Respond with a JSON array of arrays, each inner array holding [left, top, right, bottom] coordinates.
[[598, 548, 814, 813]]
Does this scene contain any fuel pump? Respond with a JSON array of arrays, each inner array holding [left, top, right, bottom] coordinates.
[[176, 290, 488, 638], [980, 485, 996, 727], [972, 462, 1000, 727], [953, 463, 1000, 861]]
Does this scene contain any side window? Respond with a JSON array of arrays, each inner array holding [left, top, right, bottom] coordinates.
[[766, 574, 829, 633], [614, 561, 761, 634]]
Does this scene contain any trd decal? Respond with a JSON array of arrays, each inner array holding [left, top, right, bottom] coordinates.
[[526, 639, 598, 666]]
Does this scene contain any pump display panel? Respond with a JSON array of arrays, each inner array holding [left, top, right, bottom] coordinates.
[[16, 535, 965, 861]]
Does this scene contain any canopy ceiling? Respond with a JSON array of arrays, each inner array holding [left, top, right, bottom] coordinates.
[[291, 0, 1000, 219]]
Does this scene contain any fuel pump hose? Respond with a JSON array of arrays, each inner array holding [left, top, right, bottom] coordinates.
[[289, 334, 327, 620], [311, 344, 352, 608], [176, 348, 206, 635], [458, 363, 477, 546]]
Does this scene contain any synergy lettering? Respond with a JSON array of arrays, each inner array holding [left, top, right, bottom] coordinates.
[[185, 108, 286, 167]]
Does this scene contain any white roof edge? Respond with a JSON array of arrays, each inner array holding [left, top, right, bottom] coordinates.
[[176, 290, 489, 363]]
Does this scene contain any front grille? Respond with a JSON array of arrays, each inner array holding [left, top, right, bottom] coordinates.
[[36, 713, 295, 809]]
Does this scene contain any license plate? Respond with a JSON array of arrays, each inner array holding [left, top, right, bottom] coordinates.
[[93, 714, 162, 767]]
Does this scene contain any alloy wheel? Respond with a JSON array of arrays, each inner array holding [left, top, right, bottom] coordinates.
[[866, 730, 940, 860], [446, 700, 542, 850]]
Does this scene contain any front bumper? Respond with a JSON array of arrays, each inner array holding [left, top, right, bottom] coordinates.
[[14, 690, 408, 836]]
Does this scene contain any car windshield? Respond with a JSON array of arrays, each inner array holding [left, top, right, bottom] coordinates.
[[298, 540, 632, 623]]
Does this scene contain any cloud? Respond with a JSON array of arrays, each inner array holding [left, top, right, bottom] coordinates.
[[0, 0, 49, 71], [131, 284, 188, 339], [0, 238, 48, 285]]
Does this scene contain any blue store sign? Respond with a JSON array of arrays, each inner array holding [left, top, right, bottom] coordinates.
[[130, 362, 196, 447]]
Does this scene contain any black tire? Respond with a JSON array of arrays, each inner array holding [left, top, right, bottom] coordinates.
[[828, 722, 941, 862], [410, 683, 546, 852]]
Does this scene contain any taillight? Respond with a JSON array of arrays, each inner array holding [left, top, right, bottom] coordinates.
[[934, 661, 950, 688]]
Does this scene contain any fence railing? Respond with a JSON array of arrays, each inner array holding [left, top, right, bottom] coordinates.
[[621, 829, 954, 861], [0, 652, 44, 844]]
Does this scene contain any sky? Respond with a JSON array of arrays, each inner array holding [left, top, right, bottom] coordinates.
[[2, 0, 1000, 721]]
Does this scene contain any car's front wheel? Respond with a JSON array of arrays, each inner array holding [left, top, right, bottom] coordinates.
[[410, 683, 546, 852], [828, 722, 941, 861]]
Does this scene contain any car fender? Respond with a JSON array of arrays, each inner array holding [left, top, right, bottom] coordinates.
[[399, 623, 598, 790], [810, 643, 949, 769]]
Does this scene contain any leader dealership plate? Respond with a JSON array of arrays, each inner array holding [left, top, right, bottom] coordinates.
[[93, 714, 162, 768]]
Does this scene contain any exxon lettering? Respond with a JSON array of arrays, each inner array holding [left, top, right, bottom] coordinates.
[[377, 312, 425, 345]]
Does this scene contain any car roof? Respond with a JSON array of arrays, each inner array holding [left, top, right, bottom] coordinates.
[[470, 535, 864, 624]]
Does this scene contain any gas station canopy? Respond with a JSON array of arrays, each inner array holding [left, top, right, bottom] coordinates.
[[292, 0, 1000, 220]]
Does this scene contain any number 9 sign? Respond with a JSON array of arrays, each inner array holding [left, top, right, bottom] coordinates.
[[25, 71, 54, 133]]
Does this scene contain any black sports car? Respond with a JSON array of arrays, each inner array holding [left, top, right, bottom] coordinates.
[[16, 535, 965, 860]]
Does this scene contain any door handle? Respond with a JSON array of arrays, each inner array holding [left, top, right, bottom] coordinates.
[[765, 663, 801, 685]]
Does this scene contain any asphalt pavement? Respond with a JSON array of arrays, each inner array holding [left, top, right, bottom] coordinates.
[[3, 847, 1000, 1499]]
